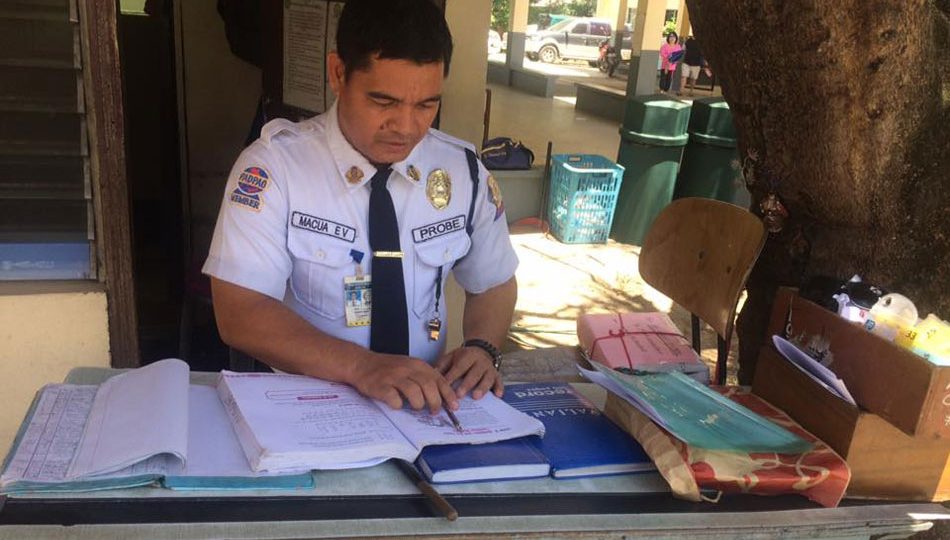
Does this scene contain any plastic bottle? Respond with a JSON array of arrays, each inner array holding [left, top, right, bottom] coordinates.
[[865, 293, 918, 342], [906, 314, 950, 365]]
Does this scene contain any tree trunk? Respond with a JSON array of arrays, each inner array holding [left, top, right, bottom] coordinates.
[[686, 0, 950, 383]]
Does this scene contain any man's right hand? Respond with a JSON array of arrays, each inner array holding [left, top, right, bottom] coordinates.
[[211, 279, 458, 415], [348, 352, 459, 415]]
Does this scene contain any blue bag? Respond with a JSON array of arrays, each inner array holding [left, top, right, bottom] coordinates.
[[480, 137, 535, 170]]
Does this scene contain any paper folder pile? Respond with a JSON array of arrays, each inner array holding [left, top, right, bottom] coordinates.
[[577, 312, 710, 383]]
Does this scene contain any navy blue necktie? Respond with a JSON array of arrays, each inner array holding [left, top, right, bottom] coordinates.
[[368, 167, 409, 355]]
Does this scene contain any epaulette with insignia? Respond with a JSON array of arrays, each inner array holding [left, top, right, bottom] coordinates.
[[427, 128, 477, 153], [260, 118, 310, 146]]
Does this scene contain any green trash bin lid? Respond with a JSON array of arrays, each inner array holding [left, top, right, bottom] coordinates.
[[688, 98, 737, 141], [688, 130, 737, 148], [619, 127, 689, 147], [622, 95, 691, 141]]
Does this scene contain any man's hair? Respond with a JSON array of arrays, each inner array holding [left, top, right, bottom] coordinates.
[[336, 0, 453, 78]]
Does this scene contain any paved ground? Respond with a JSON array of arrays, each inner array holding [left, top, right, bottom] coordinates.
[[485, 52, 736, 382], [505, 223, 742, 384]]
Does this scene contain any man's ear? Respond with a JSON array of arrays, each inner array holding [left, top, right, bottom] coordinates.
[[327, 52, 346, 95]]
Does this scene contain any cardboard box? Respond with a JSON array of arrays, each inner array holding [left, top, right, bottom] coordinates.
[[752, 288, 950, 501], [763, 288, 950, 439]]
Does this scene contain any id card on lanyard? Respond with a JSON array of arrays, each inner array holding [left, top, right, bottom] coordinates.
[[344, 249, 371, 327]]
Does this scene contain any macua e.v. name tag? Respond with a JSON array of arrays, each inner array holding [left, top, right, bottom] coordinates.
[[291, 211, 356, 243]]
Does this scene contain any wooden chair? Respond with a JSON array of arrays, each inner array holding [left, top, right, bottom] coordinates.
[[638, 198, 766, 384]]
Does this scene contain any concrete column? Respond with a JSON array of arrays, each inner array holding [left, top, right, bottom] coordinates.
[[625, 0, 666, 96], [677, 0, 692, 38], [506, 0, 529, 70], [596, 0, 620, 20], [443, 0, 491, 146], [613, 0, 629, 50]]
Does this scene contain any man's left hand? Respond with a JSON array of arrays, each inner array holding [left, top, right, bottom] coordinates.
[[435, 346, 503, 400]]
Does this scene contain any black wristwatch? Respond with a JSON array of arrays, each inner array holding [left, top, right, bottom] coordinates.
[[463, 339, 502, 370]]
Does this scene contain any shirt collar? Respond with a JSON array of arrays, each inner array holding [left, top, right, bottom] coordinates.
[[326, 101, 426, 190]]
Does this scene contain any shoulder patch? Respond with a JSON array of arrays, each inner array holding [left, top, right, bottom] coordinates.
[[229, 166, 271, 212], [427, 128, 477, 153], [486, 173, 505, 221]]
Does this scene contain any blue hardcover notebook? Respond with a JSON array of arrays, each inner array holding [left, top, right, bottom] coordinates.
[[416, 437, 550, 483], [504, 382, 655, 478]]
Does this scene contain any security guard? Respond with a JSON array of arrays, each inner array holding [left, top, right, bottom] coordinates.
[[204, 0, 518, 415]]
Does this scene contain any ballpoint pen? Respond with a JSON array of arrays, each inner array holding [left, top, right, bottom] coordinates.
[[444, 405, 463, 432]]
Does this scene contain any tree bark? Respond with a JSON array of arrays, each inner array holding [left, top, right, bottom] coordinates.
[[686, 0, 950, 383]]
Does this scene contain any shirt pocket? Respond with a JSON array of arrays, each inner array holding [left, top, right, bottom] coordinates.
[[411, 234, 471, 319], [287, 232, 353, 320]]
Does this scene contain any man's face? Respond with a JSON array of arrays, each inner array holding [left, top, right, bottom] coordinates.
[[328, 53, 444, 165]]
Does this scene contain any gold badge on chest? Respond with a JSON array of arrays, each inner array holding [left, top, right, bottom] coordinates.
[[426, 168, 451, 210]]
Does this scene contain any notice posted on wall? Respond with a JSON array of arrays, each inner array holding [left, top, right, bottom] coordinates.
[[283, 0, 328, 113]]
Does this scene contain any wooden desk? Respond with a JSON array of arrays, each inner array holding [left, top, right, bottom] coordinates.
[[1, 348, 947, 539]]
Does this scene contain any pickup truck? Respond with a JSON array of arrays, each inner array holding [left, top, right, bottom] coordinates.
[[525, 17, 631, 64]]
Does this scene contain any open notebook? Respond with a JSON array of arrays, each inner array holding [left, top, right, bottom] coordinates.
[[0, 359, 313, 494], [218, 371, 546, 473]]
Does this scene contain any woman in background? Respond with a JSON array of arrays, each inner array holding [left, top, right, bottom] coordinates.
[[659, 31, 682, 93]]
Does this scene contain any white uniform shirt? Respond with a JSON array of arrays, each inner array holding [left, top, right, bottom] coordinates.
[[203, 103, 519, 364]]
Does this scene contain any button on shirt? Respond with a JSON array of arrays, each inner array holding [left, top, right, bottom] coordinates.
[[203, 102, 519, 364]]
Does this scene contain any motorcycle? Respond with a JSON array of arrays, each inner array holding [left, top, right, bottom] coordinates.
[[597, 38, 620, 77]]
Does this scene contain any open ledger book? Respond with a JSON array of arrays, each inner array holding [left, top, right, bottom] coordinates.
[[218, 371, 547, 473], [0, 359, 314, 494]]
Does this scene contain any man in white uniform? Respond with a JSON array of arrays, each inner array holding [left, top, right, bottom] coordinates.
[[204, 0, 518, 415]]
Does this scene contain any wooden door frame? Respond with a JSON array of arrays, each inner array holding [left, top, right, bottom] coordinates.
[[79, 0, 139, 368]]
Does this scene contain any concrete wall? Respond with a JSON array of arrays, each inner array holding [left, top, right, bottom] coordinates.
[[597, 0, 683, 22], [0, 286, 111, 454], [441, 0, 491, 147]]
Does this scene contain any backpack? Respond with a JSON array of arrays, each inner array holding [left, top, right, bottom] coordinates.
[[480, 137, 535, 170]]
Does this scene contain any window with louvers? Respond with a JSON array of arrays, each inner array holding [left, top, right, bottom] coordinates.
[[0, 0, 95, 280]]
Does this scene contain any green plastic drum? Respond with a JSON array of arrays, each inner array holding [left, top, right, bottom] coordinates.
[[685, 97, 736, 140], [674, 98, 741, 203], [611, 96, 691, 245]]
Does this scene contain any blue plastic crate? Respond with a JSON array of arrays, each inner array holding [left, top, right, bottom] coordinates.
[[547, 154, 624, 244]]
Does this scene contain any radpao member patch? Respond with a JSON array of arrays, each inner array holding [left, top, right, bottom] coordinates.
[[412, 215, 466, 243], [291, 211, 356, 243], [230, 166, 270, 212]]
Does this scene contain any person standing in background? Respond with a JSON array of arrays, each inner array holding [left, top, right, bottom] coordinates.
[[679, 35, 705, 96], [659, 32, 682, 94]]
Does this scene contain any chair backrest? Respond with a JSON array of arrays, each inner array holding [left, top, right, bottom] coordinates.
[[638, 198, 766, 344]]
